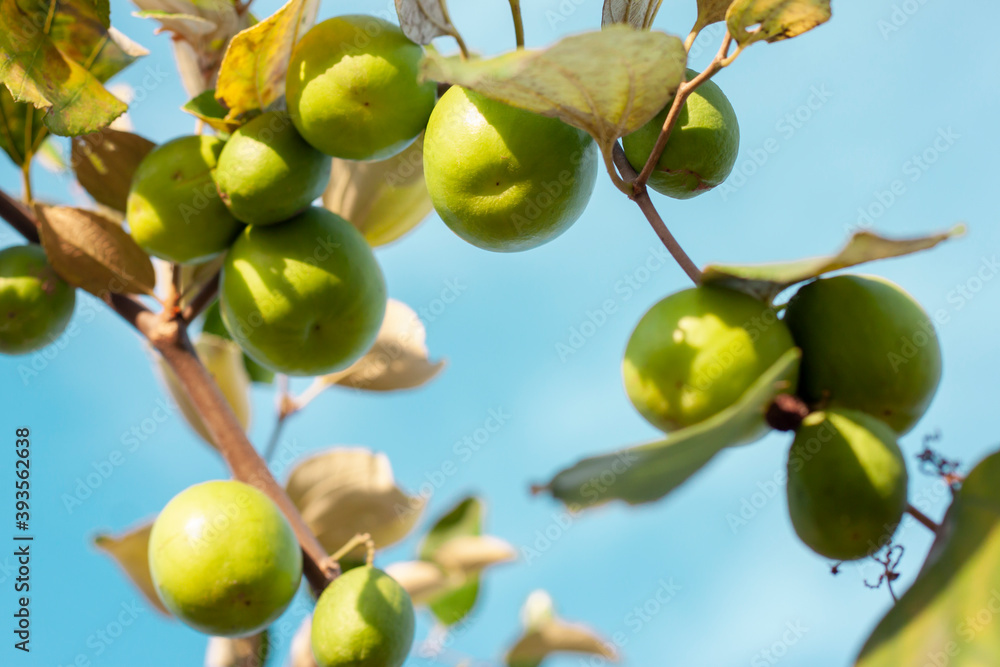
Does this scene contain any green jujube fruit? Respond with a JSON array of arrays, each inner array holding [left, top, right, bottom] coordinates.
[[219, 207, 386, 376], [623, 285, 795, 438], [423, 86, 599, 252], [311, 566, 415, 667], [215, 111, 332, 226], [148, 480, 302, 637], [0, 245, 75, 354], [786, 408, 908, 561], [286, 15, 435, 161], [784, 274, 942, 434], [622, 69, 740, 199], [126, 135, 243, 263]]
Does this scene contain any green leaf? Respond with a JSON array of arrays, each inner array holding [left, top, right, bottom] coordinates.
[[215, 0, 318, 121], [182, 89, 241, 135], [701, 226, 964, 302], [394, 0, 464, 46], [420, 27, 686, 159], [0, 0, 146, 136], [36, 204, 156, 296], [538, 347, 800, 509], [855, 450, 1000, 667], [94, 523, 170, 615], [0, 85, 47, 166], [601, 0, 663, 29], [71, 128, 155, 212], [420, 497, 483, 625], [202, 300, 275, 384], [726, 0, 832, 47]]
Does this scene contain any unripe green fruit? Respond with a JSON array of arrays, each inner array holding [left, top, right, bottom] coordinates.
[[126, 135, 243, 263], [286, 15, 435, 161], [423, 86, 599, 252], [784, 274, 942, 434], [220, 207, 386, 376], [622, 69, 739, 199], [786, 408, 908, 561], [148, 480, 302, 637], [623, 285, 795, 437], [311, 566, 415, 667], [0, 245, 75, 354], [215, 111, 332, 226]]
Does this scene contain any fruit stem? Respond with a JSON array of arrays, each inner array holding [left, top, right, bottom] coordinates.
[[508, 0, 525, 49], [765, 394, 811, 432], [633, 32, 734, 191], [327, 532, 373, 566], [178, 271, 221, 323], [906, 503, 941, 534], [612, 143, 702, 284]]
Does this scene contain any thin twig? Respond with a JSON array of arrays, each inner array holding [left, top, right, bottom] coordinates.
[[634, 32, 735, 190], [508, 0, 524, 48], [613, 143, 702, 284], [906, 503, 941, 534], [179, 272, 220, 323]]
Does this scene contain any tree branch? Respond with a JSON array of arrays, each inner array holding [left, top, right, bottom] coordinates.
[[906, 503, 941, 535], [0, 193, 335, 594], [613, 143, 702, 284]]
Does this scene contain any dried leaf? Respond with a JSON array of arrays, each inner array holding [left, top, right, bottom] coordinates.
[[432, 535, 517, 573], [0, 0, 146, 135], [323, 299, 444, 391], [702, 226, 964, 302], [159, 333, 251, 451], [215, 0, 319, 121], [394, 0, 461, 45], [726, 0, 832, 46], [0, 86, 48, 167], [384, 560, 453, 605], [132, 1, 252, 96], [420, 27, 686, 158], [322, 138, 432, 247], [71, 129, 155, 212], [507, 591, 617, 667], [285, 448, 424, 556], [94, 523, 169, 615], [35, 204, 155, 296], [539, 348, 800, 509], [601, 0, 663, 29]]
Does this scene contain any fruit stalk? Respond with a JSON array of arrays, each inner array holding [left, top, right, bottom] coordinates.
[[508, 0, 525, 48], [0, 190, 336, 594]]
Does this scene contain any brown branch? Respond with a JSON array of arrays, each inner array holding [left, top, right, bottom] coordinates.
[[0, 193, 335, 595], [906, 503, 941, 534], [634, 33, 734, 190], [613, 143, 702, 284]]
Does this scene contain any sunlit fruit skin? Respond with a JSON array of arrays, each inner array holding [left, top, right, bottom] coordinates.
[[622, 285, 795, 437], [286, 15, 436, 161], [622, 69, 739, 199], [423, 86, 599, 252], [0, 245, 75, 354], [215, 111, 332, 226], [783, 274, 942, 434], [786, 408, 908, 561], [126, 135, 243, 263], [311, 566, 415, 667], [220, 207, 386, 376], [148, 480, 302, 637]]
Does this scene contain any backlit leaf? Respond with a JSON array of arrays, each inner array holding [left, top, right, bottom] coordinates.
[[182, 89, 241, 134], [726, 0, 831, 46], [94, 523, 169, 615], [394, 0, 462, 46], [695, 0, 734, 29], [601, 0, 663, 29], [71, 128, 155, 212]]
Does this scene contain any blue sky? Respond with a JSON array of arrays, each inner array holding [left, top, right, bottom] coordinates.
[[2, 1, 999, 665]]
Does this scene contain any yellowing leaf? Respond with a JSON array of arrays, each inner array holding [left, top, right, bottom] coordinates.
[[420, 27, 686, 157], [431, 535, 517, 573], [855, 450, 1000, 667], [539, 348, 800, 509], [394, 0, 463, 46], [601, 0, 663, 29], [133, 1, 252, 96], [323, 299, 445, 392], [384, 560, 454, 605], [507, 591, 617, 667], [322, 138, 433, 247], [36, 204, 156, 296], [94, 523, 169, 615], [215, 0, 319, 121], [695, 0, 735, 29], [0, 0, 146, 135], [702, 226, 964, 302], [285, 448, 424, 556], [726, 0, 832, 46], [71, 129, 156, 212], [160, 333, 251, 451]]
